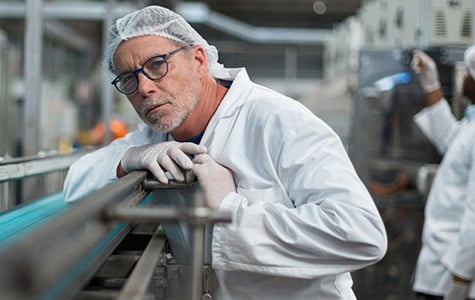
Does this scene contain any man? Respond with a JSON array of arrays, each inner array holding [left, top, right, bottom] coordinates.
[[64, 6, 387, 299], [411, 47, 475, 300]]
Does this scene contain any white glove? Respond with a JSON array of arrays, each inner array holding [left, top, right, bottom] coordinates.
[[192, 154, 236, 210], [443, 281, 470, 300], [121, 141, 207, 183], [411, 50, 441, 93]]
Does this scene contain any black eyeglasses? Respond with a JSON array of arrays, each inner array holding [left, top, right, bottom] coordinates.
[[111, 45, 190, 95]]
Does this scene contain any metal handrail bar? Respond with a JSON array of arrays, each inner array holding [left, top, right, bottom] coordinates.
[[0, 148, 94, 183], [106, 206, 232, 224]]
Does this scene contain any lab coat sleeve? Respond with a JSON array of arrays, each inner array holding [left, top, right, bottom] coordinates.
[[212, 111, 387, 278], [63, 127, 151, 203], [443, 143, 475, 280], [413, 99, 461, 155]]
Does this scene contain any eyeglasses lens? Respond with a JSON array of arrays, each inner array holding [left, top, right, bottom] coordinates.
[[144, 57, 167, 79], [115, 56, 168, 94], [116, 73, 137, 94]]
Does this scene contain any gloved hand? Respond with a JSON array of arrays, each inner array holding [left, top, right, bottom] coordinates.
[[192, 154, 236, 210], [121, 141, 207, 183], [411, 50, 441, 93], [443, 280, 470, 300]]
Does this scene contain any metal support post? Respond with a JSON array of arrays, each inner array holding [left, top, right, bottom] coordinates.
[[23, 0, 43, 156], [1, 182, 8, 211], [101, 0, 115, 145], [188, 189, 206, 300]]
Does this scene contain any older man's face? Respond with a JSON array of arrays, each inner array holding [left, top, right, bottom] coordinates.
[[113, 36, 202, 133]]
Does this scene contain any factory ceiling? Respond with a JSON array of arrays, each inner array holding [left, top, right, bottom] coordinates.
[[0, 0, 364, 46], [187, 0, 363, 29], [0, 0, 365, 80]]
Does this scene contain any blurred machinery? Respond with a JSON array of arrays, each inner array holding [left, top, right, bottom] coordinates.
[[348, 46, 466, 299], [360, 0, 472, 49], [324, 0, 473, 91], [322, 1, 473, 297]]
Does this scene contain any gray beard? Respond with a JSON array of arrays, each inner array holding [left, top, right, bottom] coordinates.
[[144, 95, 199, 133]]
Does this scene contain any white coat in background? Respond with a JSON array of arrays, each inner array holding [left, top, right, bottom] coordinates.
[[64, 68, 387, 300], [413, 100, 475, 298]]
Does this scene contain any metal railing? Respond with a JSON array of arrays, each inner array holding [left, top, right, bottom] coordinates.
[[0, 171, 231, 300], [0, 151, 90, 183], [0, 149, 94, 210]]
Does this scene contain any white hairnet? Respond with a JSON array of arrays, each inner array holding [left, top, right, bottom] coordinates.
[[464, 45, 475, 80], [104, 5, 225, 77]]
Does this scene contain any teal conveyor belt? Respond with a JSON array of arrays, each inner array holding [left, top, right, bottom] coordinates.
[[0, 192, 67, 247], [0, 192, 154, 249]]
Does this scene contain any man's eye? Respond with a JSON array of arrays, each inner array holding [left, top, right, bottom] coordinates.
[[147, 59, 165, 71], [120, 73, 135, 85]]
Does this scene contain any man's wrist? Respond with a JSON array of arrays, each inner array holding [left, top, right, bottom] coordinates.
[[453, 274, 471, 284], [117, 162, 127, 178], [425, 87, 443, 106]]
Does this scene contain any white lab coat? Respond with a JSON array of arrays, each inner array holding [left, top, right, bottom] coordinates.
[[413, 100, 475, 298], [64, 68, 387, 300]]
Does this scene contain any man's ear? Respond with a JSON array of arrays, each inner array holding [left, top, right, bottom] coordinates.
[[192, 46, 209, 74]]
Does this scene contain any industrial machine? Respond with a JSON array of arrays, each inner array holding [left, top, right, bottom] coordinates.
[[0, 154, 230, 300], [348, 45, 466, 299]]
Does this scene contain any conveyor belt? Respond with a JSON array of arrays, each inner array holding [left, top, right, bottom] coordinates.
[[0, 171, 231, 300], [0, 192, 66, 246]]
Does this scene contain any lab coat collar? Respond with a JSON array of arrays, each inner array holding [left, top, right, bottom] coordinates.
[[199, 67, 253, 148], [212, 67, 253, 119], [142, 68, 252, 144]]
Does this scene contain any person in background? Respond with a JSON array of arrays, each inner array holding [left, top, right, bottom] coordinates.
[[411, 47, 475, 300], [63, 5, 387, 299]]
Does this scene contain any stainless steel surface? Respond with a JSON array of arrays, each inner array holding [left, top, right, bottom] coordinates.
[[22, 0, 42, 156], [0, 171, 232, 299], [0, 150, 93, 183], [118, 227, 167, 300], [101, 0, 115, 145], [0, 171, 148, 300], [188, 184, 206, 300], [110, 179, 231, 300], [1, 182, 8, 210], [143, 179, 199, 189], [106, 206, 232, 224], [0, 149, 93, 209]]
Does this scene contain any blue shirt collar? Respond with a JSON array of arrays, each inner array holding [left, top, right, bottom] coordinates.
[[186, 131, 204, 144], [465, 105, 475, 121]]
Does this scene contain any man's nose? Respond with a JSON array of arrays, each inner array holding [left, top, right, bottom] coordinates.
[[136, 71, 157, 95]]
